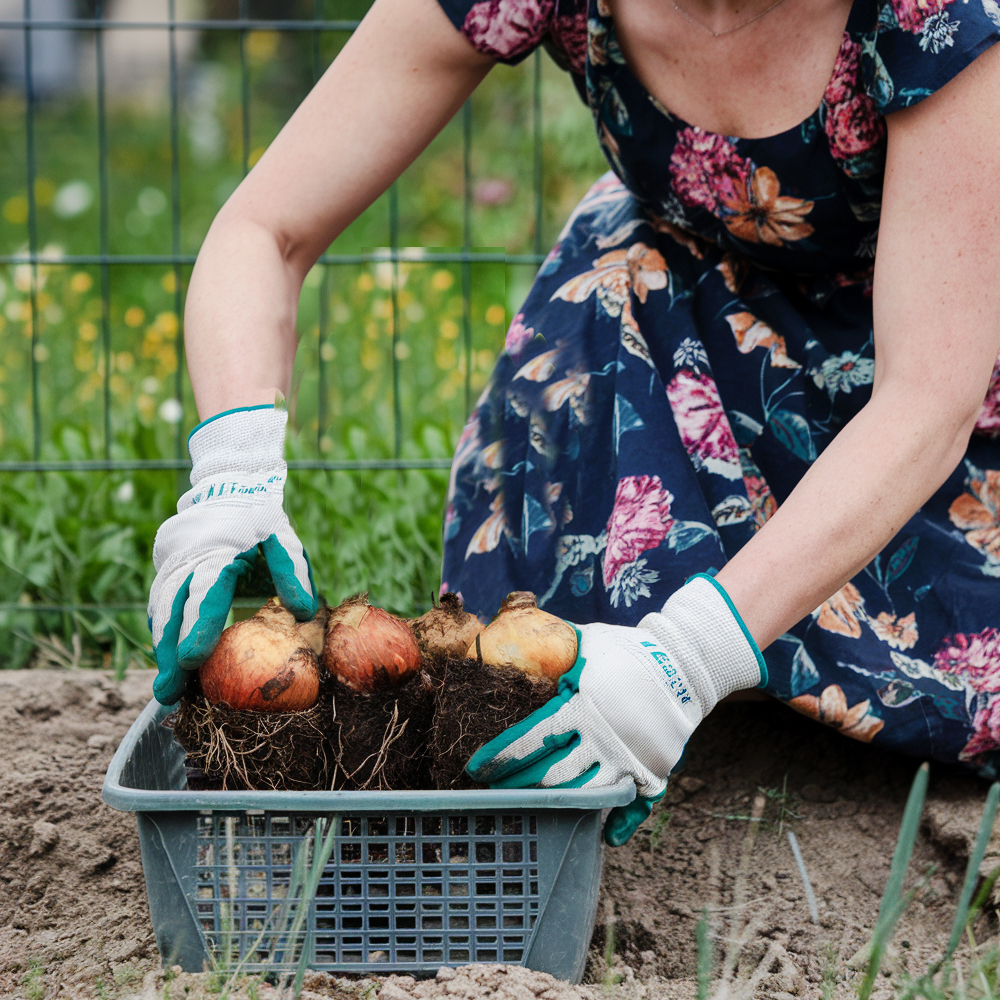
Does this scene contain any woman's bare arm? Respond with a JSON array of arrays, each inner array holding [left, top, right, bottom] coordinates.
[[716, 41, 1000, 649], [183, 0, 494, 418]]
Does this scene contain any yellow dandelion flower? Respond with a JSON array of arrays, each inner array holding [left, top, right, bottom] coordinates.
[[431, 270, 454, 291]]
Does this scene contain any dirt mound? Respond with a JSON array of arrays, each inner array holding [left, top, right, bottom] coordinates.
[[0, 671, 994, 1000], [0, 669, 159, 997]]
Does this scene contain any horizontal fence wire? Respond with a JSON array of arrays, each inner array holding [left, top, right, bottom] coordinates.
[[0, 458, 455, 472], [0, 19, 366, 29], [0, 252, 545, 265]]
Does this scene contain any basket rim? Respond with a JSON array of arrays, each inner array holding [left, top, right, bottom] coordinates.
[[103, 698, 637, 812]]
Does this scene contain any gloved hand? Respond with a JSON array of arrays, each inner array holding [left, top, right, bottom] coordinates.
[[466, 574, 766, 845], [148, 404, 316, 705]]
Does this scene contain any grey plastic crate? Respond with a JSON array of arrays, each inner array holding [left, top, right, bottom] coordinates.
[[103, 699, 634, 982]]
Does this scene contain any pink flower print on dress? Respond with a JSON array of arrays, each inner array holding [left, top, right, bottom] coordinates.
[[504, 313, 536, 360], [822, 35, 886, 176], [960, 698, 1000, 761], [669, 129, 750, 215], [975, 355, 1000, 437], [462, 0, 554, 61], [666, 370, 742, 480], [934, 627, 1000, 694], [602, 475, 675, 587], [551, 8, 588, 74], [891, 0, 958, 35]]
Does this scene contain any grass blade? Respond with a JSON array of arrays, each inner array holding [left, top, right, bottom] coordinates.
[[787, 830, 819, 924], [945, 783, 1000, 960], [859, 762, 929, 1000], [696, 908, 712, 1000], [290, 815, 340, 999]]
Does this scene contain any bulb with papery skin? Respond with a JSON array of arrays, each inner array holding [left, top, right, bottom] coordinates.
[[323, 596, 421, 691], [199, 599, 322, 712], [470, 591, 578, 682], [411, 592, 484, 660]]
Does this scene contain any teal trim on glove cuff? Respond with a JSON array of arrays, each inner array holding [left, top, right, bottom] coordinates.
[[686, 572, 768, 687], [187, 403, 276, 445]]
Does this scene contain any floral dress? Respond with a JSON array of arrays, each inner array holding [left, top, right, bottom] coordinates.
[[435, 0, 1000, 770]]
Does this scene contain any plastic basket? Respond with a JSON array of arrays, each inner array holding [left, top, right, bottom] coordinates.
[[103, 699, 634, 982]]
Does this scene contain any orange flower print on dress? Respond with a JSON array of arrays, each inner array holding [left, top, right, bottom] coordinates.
[[542, 365, 592, 425], [788, 685, 884, 742], [716, 254, 748, 294], [552, 243, 668, 339], [465, 493, 507, 559], [725, 311, 801, 369], [721, 166, 815, 246], [948, 469, 1000, 562], [812, 581, 866, 638], [868, 611, 919, 651], [738, 448, 777, 529]]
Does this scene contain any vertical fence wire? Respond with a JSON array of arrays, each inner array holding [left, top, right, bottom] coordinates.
[[168, 0, 186, 463], [22, 0, 42, 462], [96, 1, 112, 459], [313, 2, 329, 455], [239, 0, 250, 177], [389, 184, 402, 461], [532, 49, 543, 258], [461, 100, 472, 416]]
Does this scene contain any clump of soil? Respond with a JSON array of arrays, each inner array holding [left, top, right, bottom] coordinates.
[[428, 656, 556, 790], [171, 686, 329, 792], [326, 670, 437, 790]]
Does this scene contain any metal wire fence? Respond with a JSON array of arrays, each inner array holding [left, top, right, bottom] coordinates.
[[2, 0, 550, 473], [0, 1, 603, 641]]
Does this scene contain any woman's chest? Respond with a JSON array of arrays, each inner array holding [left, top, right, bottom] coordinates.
[[581, 0, 888, 272], [606, 0, 855, 139]]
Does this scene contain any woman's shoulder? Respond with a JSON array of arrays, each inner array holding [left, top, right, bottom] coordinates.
[[855, 0, 1000, 114], [435, 0, 588, 72]]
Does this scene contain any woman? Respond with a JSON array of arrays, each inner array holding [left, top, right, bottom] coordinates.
[[147, 0, 1000, 843]]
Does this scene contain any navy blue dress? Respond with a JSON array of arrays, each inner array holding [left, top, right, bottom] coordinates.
[[435, 0, 1000, 769]]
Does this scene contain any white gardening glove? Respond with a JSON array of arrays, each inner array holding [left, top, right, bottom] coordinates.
[[466, 574, 766, 844], [148, 405, 316, 705]]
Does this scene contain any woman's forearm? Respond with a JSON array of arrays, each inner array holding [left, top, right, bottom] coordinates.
[[715, 387, 980, 651], [184, 215, 302, 414]]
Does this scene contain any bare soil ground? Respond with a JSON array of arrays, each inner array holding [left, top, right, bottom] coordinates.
[[0, 669, 995, 1000]]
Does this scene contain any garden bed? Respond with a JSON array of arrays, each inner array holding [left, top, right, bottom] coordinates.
[[0, 668, 992, 999]]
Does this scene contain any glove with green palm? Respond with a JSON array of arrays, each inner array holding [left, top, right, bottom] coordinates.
[[148, 404, 316, 705], [466, 574, 766, 845]]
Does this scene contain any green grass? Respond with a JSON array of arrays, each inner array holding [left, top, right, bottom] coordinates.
[[690, 766, 1000, 1000], [0, 7, 606, 668]]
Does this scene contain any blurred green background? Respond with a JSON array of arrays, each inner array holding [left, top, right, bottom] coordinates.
[[0, 0, 606, 670]]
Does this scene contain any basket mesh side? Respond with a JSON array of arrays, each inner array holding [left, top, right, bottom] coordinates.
[[194, 811, 540, 972]]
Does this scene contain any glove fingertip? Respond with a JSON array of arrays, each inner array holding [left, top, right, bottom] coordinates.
[[262, 535, 317, 621], [152, 672, 185, 706], [603, 793, 662, 847]]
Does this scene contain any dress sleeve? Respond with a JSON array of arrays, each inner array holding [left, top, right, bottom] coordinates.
[[860, 0, 1000, 114], [436, 0, 557, 64]]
